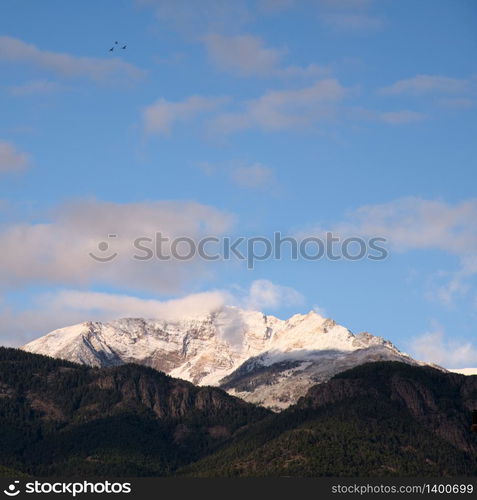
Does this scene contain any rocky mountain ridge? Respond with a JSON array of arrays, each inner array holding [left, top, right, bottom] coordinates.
[[22, 307, 431, 410]]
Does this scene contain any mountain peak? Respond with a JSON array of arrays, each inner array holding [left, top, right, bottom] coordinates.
[[21, 307, 429, 410]]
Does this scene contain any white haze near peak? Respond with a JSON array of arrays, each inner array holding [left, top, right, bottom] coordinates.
[[0, 280, 304, 348]]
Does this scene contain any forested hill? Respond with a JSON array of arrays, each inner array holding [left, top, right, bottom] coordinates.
[[184, 362, 477, 477], [1, 348, 476, 477], [0, 347, 269, 476]]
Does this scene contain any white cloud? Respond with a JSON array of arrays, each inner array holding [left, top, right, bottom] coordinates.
[[259, 0, 296, 13], [203, 33, 284, 77], [312, 304, 327, 317], [51, 289, 229, 320], [9, 79, 64, 96], [379, 110, 425, 124], [434, 255, 477, 305], [0, 35, 145, 83], [0, 280, 302, 346], [197, 161, 218, 176], [140, 0, 381, 37], [324, 0, 373, 6], [332, 197, 477, 255], [0, 199, 234, 293], [380, 75, 473, 96], [203, 33, 329, 79], [410, 327, 477, 369], [231, 163, 276, 189], [52, 280, 302, 322], [0, 141, 29, 173], [438, 98, 475, 110], [279, 63, 329, 79], [138, 0, 251, 37], [212, 78, 347, 133], [144, 79, 345, 136], [322, 12, 382, 31], [0, 289, 230, 347], [197, 160, 277, 191], [243, 279, 304, 310], [143, 95, 228, 135], [311, 197, 477, 304], [211, 279, 304, 347], [354, 108, 426, 126], [260, 0, 382, 33], [316, 0, 382, 33]]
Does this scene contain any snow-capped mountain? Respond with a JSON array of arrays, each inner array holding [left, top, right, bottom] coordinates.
[[21, 307, 429, 410]]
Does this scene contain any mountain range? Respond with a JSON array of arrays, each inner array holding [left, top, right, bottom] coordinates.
[[21, 307, 432, 411]]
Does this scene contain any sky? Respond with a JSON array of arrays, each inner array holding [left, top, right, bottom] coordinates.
[[0, 0, 476, 369]]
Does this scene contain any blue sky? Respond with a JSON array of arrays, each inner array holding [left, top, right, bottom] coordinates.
[[0, 0, 476, 368]]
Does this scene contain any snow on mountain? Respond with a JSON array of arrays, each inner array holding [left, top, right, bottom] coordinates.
[[21, 307, 428, 410], [449, 368, 477, 376]]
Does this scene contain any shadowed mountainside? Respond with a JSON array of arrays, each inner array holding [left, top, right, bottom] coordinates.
[[184, 362, 477, 477], [1, 348, 476, 477], [0, 347, 269, 476]]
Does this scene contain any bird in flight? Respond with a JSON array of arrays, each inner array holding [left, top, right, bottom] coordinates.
[[108, 42, 127, 52]]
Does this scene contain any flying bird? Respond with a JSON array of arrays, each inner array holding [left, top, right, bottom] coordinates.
[[108, 42, 126, 53]]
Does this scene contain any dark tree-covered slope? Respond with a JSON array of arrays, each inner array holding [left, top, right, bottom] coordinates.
[[184, 362, 477, 477], [1, 348, 476, 477], [0, 347, 269, 476]]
